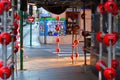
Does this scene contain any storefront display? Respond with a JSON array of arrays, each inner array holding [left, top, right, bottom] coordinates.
[[66, 11, 79, 35], [39, 18, 66, 36]]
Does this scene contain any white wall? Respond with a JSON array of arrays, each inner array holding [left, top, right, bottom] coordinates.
[[52, 11, 66, 18]]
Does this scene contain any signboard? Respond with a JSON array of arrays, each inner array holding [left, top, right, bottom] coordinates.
[[39, 18, 66, 36], [27, 16, 34, 22], [40, 14, 52, 18]]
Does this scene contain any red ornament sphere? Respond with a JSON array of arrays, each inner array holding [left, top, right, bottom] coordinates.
[[73, 40, 79, 46], [13, 22, 18, 29], [55, 25, 60, 31], [112, 6, 119, 15], [96, 32, 103, 42], [95, 61, 106, 71], [56, 16, 60, 21], [112, 59, 119, 69], [112, 32, 119, 41], [1, 0, 12, 12], [104, 0, 117, 13], [70, 54, 74, 60], [56, 47, 60, 53], [75, 52, 79, 58], [0, 32, 11, 45], [104, 68, 116, 79], [103, 33, 117, 46], [16, 41, 20, 49], [56, 37, 60, 43], [97, 3, 106, 14], [0, 67, 11, 79]]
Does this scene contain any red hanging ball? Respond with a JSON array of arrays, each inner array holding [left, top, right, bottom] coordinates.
[[96, 32, 103, 42], [103, 33, 117, 46], [112, 59, 119, 69], [16, 14, 20, 20], [95, 61, 106, 71], [97, 3, 106, 14], [0, 67, 11, 79], [56, 16, 60, 21], [112, 32, 119, 41], [112, 6, 119, 15], [16, 41, 20, 49], [104, 0, 118, 13], [56, 37, 60, 43], [13, 22, 18, 30], [1, 0, 11, 12], [0, 32, 11, 45], [73, 40, 79, 46], [14, 46, 19, 53], [104, 68, 116, 79], [70, 54, 74, 60], [55, 25, 60, 31], [56, 47, 60, 53], [75, 52, 79, 58]]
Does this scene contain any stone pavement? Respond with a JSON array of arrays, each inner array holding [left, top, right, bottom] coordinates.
[[9, 45, 120, 80], [14, 47, 98, 80], [7, 23, 120, 80], [8, 23, 120, 80], [12, 23, 98, 80], [15, 67, 97, 80]]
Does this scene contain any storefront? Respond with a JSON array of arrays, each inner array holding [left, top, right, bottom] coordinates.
[[39, 9, 92, 44]]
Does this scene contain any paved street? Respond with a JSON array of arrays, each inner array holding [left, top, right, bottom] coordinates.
[[8, 23, 98, 80]]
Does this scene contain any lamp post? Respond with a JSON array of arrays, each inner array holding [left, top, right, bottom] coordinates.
[[20, 0, 27, 70]]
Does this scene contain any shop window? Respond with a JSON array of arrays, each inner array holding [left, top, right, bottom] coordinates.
[[66, 12, 79, 35]]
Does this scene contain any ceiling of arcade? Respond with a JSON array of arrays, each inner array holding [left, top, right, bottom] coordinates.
[[28, 0, 94, 7], [27, 0, 120, 14], [27, 0, 95, 14], [27, 0, 120, 8]]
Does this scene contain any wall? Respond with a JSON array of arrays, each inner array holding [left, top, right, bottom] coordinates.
[[80, 9, 92, 32], [39, 35, 72, 44], [52, 11, 66, 18]]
